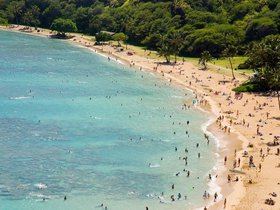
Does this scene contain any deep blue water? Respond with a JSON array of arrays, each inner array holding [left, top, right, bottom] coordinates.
[[0, 30, 217, 210]]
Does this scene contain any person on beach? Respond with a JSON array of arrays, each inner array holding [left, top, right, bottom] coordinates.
[[214, 192, 218, 202], [233, 159, 237, 168], [224, 198, 227, 208], [228, 174, 231, 182]]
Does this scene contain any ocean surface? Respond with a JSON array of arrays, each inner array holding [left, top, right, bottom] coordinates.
[[0, 30, 218, 210]]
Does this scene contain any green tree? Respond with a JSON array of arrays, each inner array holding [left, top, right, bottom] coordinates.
[[187, 24, 244, 57], [42, 1, 62, 27], [223, 45, 237, 79], [168, 30, 184, 63], [75, 7, 90, 32], [89, 17, 102, 35], [157, 35, 172, 63], [112, 32, 128, 46], [171, 0, 190, 18], [199, 51, 212, 70], [7, 1, 25, 24], [229, 2, 255, 22], [246, 17, 278, 41], [95, 32, 112, 42], [247, 35, 280, 109], [22, 5, 40, 27], [110, 0, 126, 7], [0, 17, 7, 25], [51, 18, 77, 36], [61, 4, 76, 20], [223, 32, 238, 79]]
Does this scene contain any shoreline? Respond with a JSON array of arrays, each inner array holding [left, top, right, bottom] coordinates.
[[1, 25, 280, 210]]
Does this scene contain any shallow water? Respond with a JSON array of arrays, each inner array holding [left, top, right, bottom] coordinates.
[[0, 30, 217, 210]]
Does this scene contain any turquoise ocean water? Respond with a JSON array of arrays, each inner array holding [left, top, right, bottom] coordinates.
[[0, 30, 217, 210]]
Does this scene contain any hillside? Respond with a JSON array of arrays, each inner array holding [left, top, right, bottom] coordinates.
[[0, 0, 279, 57]]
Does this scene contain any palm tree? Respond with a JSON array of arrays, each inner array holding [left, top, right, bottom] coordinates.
[[199, 51, 212, 70], [168, 31, 184, 63], [224, 32, 236, 80], [157, 35, 172, 63], [158, 43, 172, 63], [223, 45, 236, 79], [247, 35, 280, 110], [22, 11, 33, 28]]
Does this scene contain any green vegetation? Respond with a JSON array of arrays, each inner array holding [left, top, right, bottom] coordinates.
[[0, 0, 279, 100], [95, 32, 113, 42], [233, 82, 269, 92], [112, 32, 128, 46], [246, 34, 280, 108], [210, 57, 248, 70], [51, 18, 77, 36], [156, 31, 185, 63], [0, 17, 8, 25], [234, 34, 280, 109], [199, 51, 212, 70], [0, 0, 279, 58]]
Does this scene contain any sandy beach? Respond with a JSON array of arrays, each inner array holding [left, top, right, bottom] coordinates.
[[1, 25, 279, 210]]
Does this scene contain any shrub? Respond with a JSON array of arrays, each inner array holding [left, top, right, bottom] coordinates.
[[238, 63, 250, 69], [233, 81, 269, 92]]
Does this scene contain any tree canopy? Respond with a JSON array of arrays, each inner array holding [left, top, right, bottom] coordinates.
[[246, 35, 280, 108], [112, 32, 128, 45], [51, 18, 77, 34], [0, 0, 279, 57], [199, 51, 212, 70]]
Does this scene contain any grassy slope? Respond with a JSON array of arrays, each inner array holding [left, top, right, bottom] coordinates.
[[123, 41, 252, 78]]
